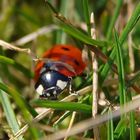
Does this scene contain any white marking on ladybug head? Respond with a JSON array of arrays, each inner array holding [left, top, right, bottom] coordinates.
[[36, 84, 44, 95], [46, 93, 50, 97], [56, 80, 67, 90], [45, 72, 51, 80]]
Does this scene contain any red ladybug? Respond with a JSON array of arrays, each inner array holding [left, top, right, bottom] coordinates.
[[34, 44, 86, 100]]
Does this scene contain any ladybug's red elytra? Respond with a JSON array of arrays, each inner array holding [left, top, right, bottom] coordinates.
[[34, 44, 86, 100]]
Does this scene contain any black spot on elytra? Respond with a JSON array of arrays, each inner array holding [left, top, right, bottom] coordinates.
[[74, 60, 80, 66], [61, 46, 80, 66], [61, 47, 70, 51]]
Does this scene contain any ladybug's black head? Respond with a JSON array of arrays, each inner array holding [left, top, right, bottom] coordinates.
[[35, 70, 71, 100]]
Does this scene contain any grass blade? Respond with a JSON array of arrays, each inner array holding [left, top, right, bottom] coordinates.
[[129, 109, 136, 140], [0, 81, 23, 140], [114, 119, 127, 139], [99, 46, 116, 84], [32, 99, 92, 114], [0, 55, 33, 78], [60, 23, 108, 47], [55, 0, 70, 44], [107, 0, 123, 40], [0, 82, 38, 118], [0, 81, 44, 139], [128, 91, 136, 140], [82, 0, 91, 36], [53, 111, 72, 127], [46, 1, 109, 47], [107, 108, 114, 140], [119, 3, 140, 44], [114, 29, 126, 105]]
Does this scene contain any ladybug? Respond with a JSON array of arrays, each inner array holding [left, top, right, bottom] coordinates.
[[34, 44, 86, 100]]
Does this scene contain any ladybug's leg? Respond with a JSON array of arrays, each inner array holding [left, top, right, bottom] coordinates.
[[68, 77, 78, 97], [68, 77, 72, 94], [68, 77, 72, 93]]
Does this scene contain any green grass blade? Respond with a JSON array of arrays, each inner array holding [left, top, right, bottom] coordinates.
[[32, 99, 92, 114], [53, 111, 72, 127], [0, 82, 38, 118], [0, 81, 23, 140], [107, 0, 123, 40], [0, 55, 33, 78], [0, 82, 43, 139], [119, 2, 140, 44], [0, 50, 19, 87], [107, 109, 114, 140], [129, 109, 136, 140], [127, 91, 136, 140], [114, 119, 127, 139], [46, 1, 109, 47], [100, 2, 140, 85], [99, 46, 116, 84], [55, 0, 69, 44], [82, 0, 91, 36], [60, 23, 108, 47], [114, 29, 126, 105]]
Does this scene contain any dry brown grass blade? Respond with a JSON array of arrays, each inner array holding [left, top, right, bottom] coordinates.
[[0, 40, 37, 60], [127, 1, 135, 72], [13, 25, 58, 46], [42, 94, 140, 140], [91, 12, 98, 118], [0, 40, 30, 53], [90, 12, 100, 140], [64, 111, 76, 140]]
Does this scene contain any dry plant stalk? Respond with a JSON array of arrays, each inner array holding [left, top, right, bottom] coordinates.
[[90, 12, 98, 118], [90, 12, 100, 140], [53, 111, 70, 126], [13, 25, 58, 46], [0, 40, 30, 53], [64, 111, 76, 140], [0, 40, 37, 60], [127, 0, 135, 72]]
